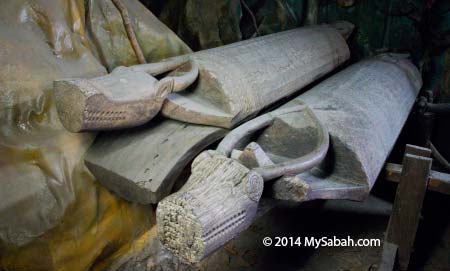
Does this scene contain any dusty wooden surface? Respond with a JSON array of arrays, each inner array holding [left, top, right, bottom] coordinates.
[[386, 163, 450, 195], [217, 104, 330, 180], [157, 105, 329, 263], [386, 147, 432, 271], [85, 119, 225, 203], [271, 55, 422, 202], [84, 25, 348, 204], [157, 151, 264, 263], [54, 57, 198, 132], [156, 56, 422, 263], [378, 242, 398, 271], [162, 25, 350, 128]]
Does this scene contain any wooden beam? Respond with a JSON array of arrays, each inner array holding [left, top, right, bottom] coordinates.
[[405, 144, 431, 157], [385, 153, 432, 270], [85, 120, 225, 204], [385, 163, 450, 196], [378, 242, 398, 271]]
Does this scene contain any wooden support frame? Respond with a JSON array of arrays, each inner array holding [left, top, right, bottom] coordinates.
[[380, 145, 433, 271], [379, 242, 398, 271], [385, 164, 450, 196]]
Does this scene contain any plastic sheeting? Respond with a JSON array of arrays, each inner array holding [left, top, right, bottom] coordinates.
[[0, 0, 190, 270]]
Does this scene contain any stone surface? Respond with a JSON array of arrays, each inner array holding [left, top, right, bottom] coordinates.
[[0, 1, 188, 270]]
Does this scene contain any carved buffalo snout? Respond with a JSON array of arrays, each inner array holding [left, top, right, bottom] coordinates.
[[156, 151, 263, 263]]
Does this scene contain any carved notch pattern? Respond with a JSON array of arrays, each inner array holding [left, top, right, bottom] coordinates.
[[84, 110, 126, 122], [202, 210, 246, 243]]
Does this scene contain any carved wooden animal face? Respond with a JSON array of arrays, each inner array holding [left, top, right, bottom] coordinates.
[[156, 150, 263, 263], [53, 57, 198, 132]]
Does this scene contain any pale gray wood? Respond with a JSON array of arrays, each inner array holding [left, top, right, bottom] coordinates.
[[85, 120, 225, 204], [271, 176, 367, 202], [157, 55, 422, 263], [217, 105, 307, 156], [54, 57, 198, 132], [157, 105, 329, 263], [161, 24, 351, 128], [217, 105, 329, 180], [235, 142, 274, 169], [156, 150, 264, 263], [272, 54, 423, 201], [84, 24, 347, 205]]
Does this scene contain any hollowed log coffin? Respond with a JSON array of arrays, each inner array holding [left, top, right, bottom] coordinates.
[[85, 24, 351, 204], [162, 24, 350, 128], [157, 54, 422, 263]]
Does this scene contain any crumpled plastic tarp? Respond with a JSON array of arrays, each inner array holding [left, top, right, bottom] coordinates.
[[0, 0, 190, 270]]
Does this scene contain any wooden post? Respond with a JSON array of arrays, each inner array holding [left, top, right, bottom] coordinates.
[[379, 242, 398, 271], [382, 145, 432, 270]]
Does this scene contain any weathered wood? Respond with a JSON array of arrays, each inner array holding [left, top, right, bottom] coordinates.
[[83, 24, 350, 205], [161, 24, 351, 128], [273, 146, 431, 203], [271, 55, 422, 201], [157, 105, 329, 263], [217, 105, 308, 157], [156, 151, 264, 263], [378, 242, 398, 271], [53, 57, 198, 132], [157, 56, 422, 263], [85, 119, 225, 203], [271, 176, 367, 202], [405, 144, 432, 157], [234, 142, 275, 169], [385, 163, 450, 196], [386, 153, 432, 271], [217, 105, 329, 180]]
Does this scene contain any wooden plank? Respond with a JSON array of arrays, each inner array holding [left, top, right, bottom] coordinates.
[[385, 163, 450, 195], [404, 144, 431, 157], [378, 242, 398, 271], [386, 153, 432, 271], [85, 119, 225, 204]]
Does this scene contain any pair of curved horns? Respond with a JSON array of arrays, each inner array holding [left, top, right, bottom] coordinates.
[[131, 55, 199, 92]]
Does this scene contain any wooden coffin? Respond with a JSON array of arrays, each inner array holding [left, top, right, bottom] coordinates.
[[85, 23, 351, 204], [156, 54, 422, 263], [271, 54, 422, 201], [161, 24, 351, 128]]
